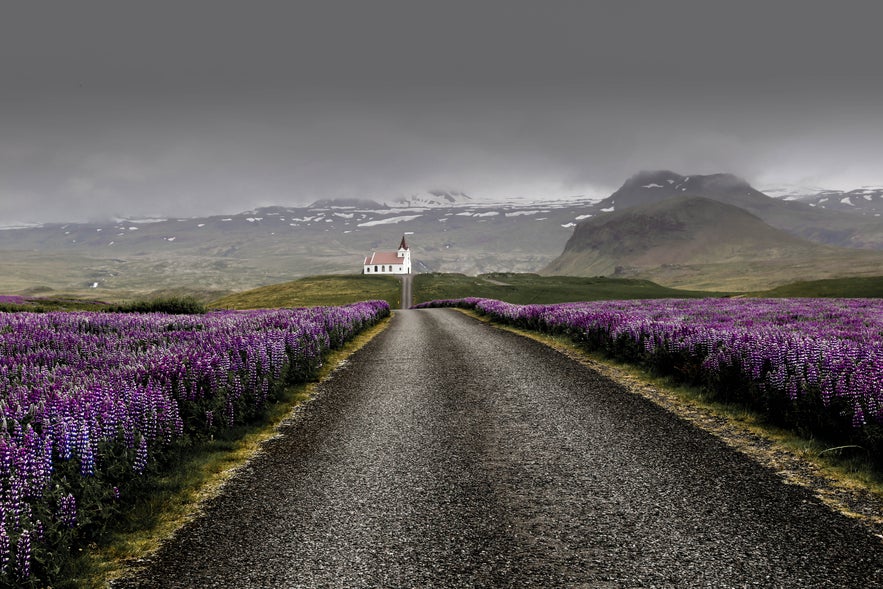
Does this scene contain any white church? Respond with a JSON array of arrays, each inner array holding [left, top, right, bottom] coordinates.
[[363, 235, 411, 275]]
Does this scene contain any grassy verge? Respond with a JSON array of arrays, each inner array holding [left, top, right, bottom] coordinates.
[[76, 315, 392, 587], [211, 275, 402, 309], [412, 273, 724, 305], [456, 308, 883, 534], [0, 298, 112, 312], [750, 275, 883, 298]]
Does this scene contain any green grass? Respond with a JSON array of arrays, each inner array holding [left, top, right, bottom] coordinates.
[[751, 276, 883, 298], [208, 272, 726, 311], [0, 297, 112, 313], [211, 274, 403, 309], [15, 273, 883, 317], [138, 287, 234, 303], [412, 272, 724, 305]]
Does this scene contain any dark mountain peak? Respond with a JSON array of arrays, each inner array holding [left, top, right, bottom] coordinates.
[[685, 173, 753, 193], [620, 170, 685, 190], [619, 170, 753, 194], [599, 170, 766, 211]]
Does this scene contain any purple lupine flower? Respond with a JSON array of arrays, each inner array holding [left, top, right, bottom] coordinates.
[[0, 527, 9, 575], [0, 300, 390, 580], [421, 296, 883, 433], [57, 493, 77, 528], [15, 529, 30, 580], [133, 437, 148, 475]]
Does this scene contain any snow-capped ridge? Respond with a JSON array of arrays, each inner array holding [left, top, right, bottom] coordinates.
[[389, 189, 474, 208], [765, 185, 883, 216]]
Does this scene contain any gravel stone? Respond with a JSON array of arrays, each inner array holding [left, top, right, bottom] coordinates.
[[115, 309, 883, 588]]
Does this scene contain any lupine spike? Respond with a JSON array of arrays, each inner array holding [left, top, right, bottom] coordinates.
[[0, 301, 389, 584]]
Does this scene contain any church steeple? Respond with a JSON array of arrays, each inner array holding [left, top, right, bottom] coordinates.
[[399, 235, 408, 250]]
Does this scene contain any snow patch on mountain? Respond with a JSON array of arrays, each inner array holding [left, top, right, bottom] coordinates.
[[357, 215, 423, 227]]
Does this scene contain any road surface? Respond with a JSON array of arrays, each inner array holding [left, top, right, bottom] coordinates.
[[117, 309, 883, 588], [401, 274, 412, 309]]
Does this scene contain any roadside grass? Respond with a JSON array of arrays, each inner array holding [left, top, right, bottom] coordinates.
[[412, 273, 723, 305], [456, 309, 883, 530], [750, 276, 883, 298], [211, 274, 402, 309], [75, 315, 392, 588], [10, 272, 883, 317], [0, 297, 112, 312]]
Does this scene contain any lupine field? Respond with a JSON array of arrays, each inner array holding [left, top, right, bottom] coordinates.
[[417, 297, 883, 457], [0, 301, 388, 586]]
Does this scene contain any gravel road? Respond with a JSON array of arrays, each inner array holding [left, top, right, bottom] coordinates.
[[117, 308, 883, 588]]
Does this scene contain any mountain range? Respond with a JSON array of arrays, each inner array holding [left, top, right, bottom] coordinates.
[[543, 194, 883, 291], [582, 171, 883, 249], [764, 184, 883, 216], [0, 193, 589, 297], [3, 174, 883, 297]]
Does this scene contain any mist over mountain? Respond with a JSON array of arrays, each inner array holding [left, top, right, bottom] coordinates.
[[309, 190, 475, 210], [4, 170, 883, 297], [308, 198, 387, 209], [390, 190, 474, 208], [598, 171, 765, 210]]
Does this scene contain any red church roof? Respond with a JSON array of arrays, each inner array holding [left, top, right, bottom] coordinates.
[[364, 251, 403, 265]]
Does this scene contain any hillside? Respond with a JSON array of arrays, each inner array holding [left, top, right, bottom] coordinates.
[[209, 272, 718, 310], [0, 197, 594, 297], [211, 275, 402, 309], [586, 171, 883, 250], [750, 276, 883, 298], [411, 273, 716, 305], [543, 196, 883, 291]]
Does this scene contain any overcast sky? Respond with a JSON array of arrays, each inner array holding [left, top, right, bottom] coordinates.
[[2, 1, 883, 224]]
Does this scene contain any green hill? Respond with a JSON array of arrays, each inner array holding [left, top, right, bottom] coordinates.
[[412, 273, 718, 304], [752, 276, 883, 298], [209, 272, 720, 311], [211, 275, 402, 309], [195, 272, 883, 312]]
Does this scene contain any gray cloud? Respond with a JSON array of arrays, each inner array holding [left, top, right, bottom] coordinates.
[[2, 1, 883, 223]]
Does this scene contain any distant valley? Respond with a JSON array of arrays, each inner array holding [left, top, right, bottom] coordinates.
[[4, 175, 883, 298], [0, 192, 593, 298]]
